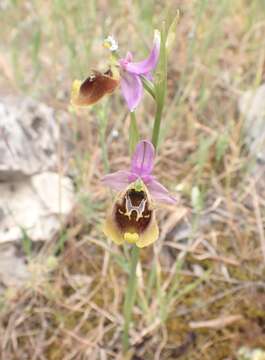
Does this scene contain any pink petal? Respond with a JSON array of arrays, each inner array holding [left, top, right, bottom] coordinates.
[[124, 31, 160, 75], [125, 51, 133, 62], [101, 170, 131, 191], [128, 172, 139, 183], [142, 72, 153, 81], [119, 52, 133, 69], [147, 178, 176, 205], [131, 140, 155, 176], [120, 72, 143, 111]]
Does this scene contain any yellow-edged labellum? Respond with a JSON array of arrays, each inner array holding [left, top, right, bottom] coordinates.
[[103, 181, 159, 248]]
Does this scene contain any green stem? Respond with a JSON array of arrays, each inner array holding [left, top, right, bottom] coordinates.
[[122, 111, 140, 353], [149, 23, 168, 317], [99, 122, 109, 172], [96, 104, 109, 172], [151, 22, 167, 149], [151, 101, 163, 148], [129, 111, 139, 155], [122, 245, 140, 353]]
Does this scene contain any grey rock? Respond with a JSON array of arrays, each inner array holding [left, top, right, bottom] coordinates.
[[0, 97, 75, 290], [0, 171, 75, 243], [0, 97, 73, 180]]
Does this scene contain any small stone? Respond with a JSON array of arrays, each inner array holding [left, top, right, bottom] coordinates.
[[0, 245, 29, 289], [238, 84, 265, 163]]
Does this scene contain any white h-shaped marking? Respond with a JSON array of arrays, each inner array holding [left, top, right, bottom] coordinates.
[[124, 194, 146, 222]]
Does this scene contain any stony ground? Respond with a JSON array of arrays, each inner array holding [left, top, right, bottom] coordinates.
[[0, 1, 265, 359]]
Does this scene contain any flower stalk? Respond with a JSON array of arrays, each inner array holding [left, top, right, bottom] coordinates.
[[129, 111, 139, 155], [122, 107, 138, 354], [121, 26, 167, 351], [122, 244, 140, 353], [123, 114, 139, 354]]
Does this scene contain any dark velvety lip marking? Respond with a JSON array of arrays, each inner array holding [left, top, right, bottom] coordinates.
[[115, 189, 152, 234]]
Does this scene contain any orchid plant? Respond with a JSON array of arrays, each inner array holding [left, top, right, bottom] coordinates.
[[70, 14, 179, 355]]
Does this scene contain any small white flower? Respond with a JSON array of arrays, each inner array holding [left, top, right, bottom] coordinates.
[[103, 35, 118, 52], [111, 129, 119, 139]]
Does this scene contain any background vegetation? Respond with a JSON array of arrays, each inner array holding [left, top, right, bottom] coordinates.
[[1, 0, 265, 359]]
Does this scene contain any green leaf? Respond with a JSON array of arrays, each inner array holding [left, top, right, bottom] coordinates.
[[166, 10, 180, 53]]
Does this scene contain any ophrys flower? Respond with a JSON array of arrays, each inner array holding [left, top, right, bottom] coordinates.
[[70, 31, 160, 111], [102, 140, 175, 247]]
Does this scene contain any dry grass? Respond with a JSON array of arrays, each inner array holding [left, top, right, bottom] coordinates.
[[1, 0, 265, 359]]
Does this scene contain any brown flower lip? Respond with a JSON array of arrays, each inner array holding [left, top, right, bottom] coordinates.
[[71, 69, 119, 107], [115, 188, 152, 235]]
